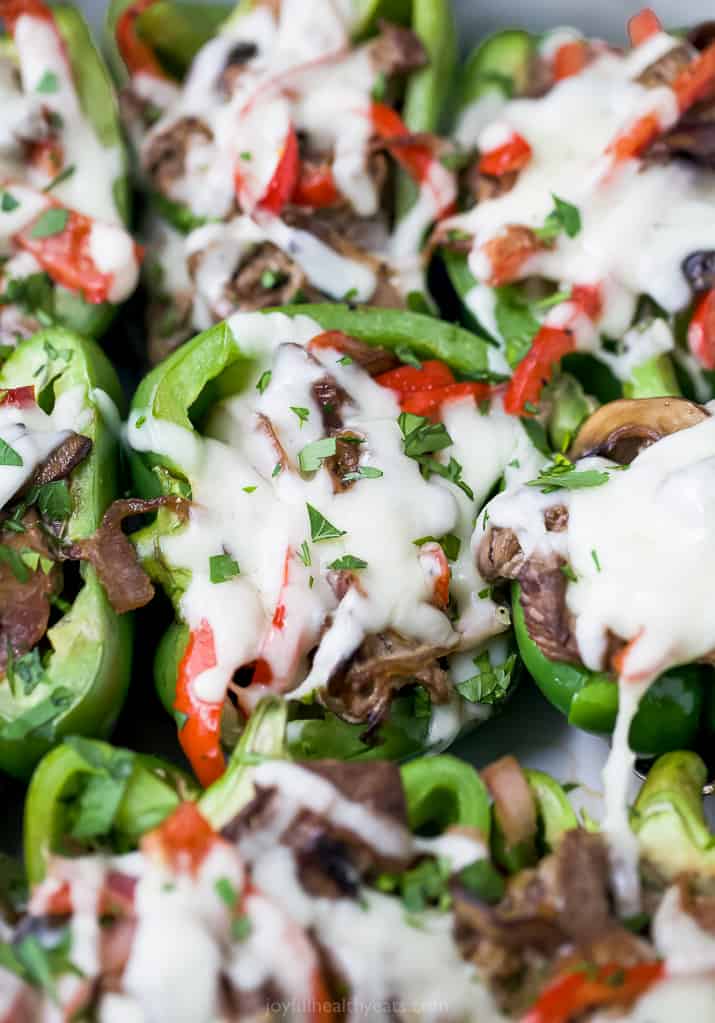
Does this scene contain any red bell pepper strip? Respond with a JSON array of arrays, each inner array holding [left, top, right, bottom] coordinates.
[[0, 0, 55, 34], [0, 386, 35, 408], [250, 547, 307, 696], [174, 618, 226, 787], [687, 288, 715, 370], [254, 123, 300, 216], [478, 132, 532, 176], [552, 40, 589, 81], [418, 541, 450, 608], [376, 359, 456, 395], [115, 0, 171, 81], [307, 330, 355, 355], [503, 326, 576, 416], [606, 41, 715, 164], [570, 282, 602, 320], [371, 102, 434, 184], [402, 381, 493, 417], [292, 162, 339, 208], [522, 961, 664, 1023], [628, 9, 662, 47], [142, 801, 219, 875], [14, 204, 141, 305]]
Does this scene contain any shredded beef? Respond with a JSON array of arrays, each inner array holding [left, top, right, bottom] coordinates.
[[324, 629, 455, 724], [310, 376, 352, 432], [637, 43, 694, 88], [0, 511, 61, 670], [369, 21, 428, 77], [477, 526, 524, 582], [223, 242, 321, 312], [65, 497, 187, 615], [30, 433, 92, 487], [518, 553, 580, 665], [144, 116, 213, 197], [218, 40, 259, 95]]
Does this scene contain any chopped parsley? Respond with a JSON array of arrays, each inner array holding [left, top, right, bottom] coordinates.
[[534, 288, 572, 310], [0, 545, 30, 582], [455, 651, 516, 705], [243, 485, 257, 493], [337, 355, 353, 366], [260, 269, 286, 290], [29, 208, 69, 239], [272, 462, 282, 478], [0, 191, 19, 212], [0, 437, 22, 467], [298, 437, 336, 473], [239, 151, 252, 161], [214, 877, 238, 908], [256, 370, 272, 394], [306, 503, 346, 542], [398, 412, 452, 458], [36, 70, 59, 94], [494, 285, 540, 369], [232, 915, 252, 941], [328, 555, 367, 571], [527, 455, 609, 493], [561, 562, 578, 583], [371, 70, 386, 101], [290, 406, 309, 428], [534, 194, 581, 242], [343, 287, 359, 302], [209, 553, 240, 583], [298, 540, 311, 567], [591, 548, 601, 572], [341, 465, 383, 482]]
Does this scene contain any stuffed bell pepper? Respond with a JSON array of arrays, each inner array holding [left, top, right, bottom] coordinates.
[[0, 0, 141, 344], [439, 11, 715, 415], [475, 394, 715, 911], [107, 0, 458, 363], [0, 329, 173, 778], [124, 304, 549, 784], [7, 697, 715, 1021]]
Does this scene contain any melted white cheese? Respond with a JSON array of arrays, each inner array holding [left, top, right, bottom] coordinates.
[[128, 311, 522, 710], [0, 384, 88, 509], [654, 886, 715, 974], [594, 977, 715, 1023], [450, 39, 715, 347]]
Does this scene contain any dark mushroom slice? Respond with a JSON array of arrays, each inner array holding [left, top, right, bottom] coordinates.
[[569, 397, 709, 465], [682, 249, 715, 293]]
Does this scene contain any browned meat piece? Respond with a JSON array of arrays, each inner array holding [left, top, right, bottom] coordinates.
[[482, 756, 537, 857], [637, 43, 694, 88], [369, 21, 428, 77], [255, 412, 291, 474], [544, 504, 568, 532], [144, 116, 213, 197], [225, 760, 411, 896], [466, 168, 519, 207], [652, 98, 715, 168], [223, 242, 322, 313], [0, 511, 61, 670], [65, 497, 187, 614], [519, 553, 580, 665], [689, 21, 715, 51], [454, 829, 651, 1016], [324, 629, 455, 724], [30, 433, 91, 488], [0, 305, 41, 348], [324, 434, 364, 493], [310, 331, 398, 376], [310, 376, 352, 432], [217, 40, 258, 95], [477, 526, 524, 582]]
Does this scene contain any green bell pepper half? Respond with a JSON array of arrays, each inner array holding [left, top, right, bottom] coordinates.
[[23, 736, 198, 884], [0, 4, 131, 339], [401, 754, 491, 837], [512, 582, 705, 756], [632, 750, 715, 884], [129, 305, 496, 764], [0, 330, 132, 779]]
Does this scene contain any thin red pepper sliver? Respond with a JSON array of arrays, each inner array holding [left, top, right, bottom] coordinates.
[[115, 0, 170, 80], [0, 386, 35, 408], [292, 162, 339, 208], [258, 123, 300, 215], [0, 0, 54, 33], [401, 381, 493, 417], [552, 40, 589, 80], [375, 359, 455, 395], [174, 619, 226, 787], [688, 288, 715, 370], [627, 8, 662, 47], [143, 802, 219, 874], [370, 102, 435, 184], [503, 326, 576, 416], [478, 133, 532, 176], [522, 961, 664, 1023]]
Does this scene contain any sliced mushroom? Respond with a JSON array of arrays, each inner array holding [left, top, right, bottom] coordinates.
[[569, 397, 709, 464]]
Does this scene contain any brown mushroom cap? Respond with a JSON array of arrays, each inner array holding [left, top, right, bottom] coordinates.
[[568, 397, 710, 465]]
